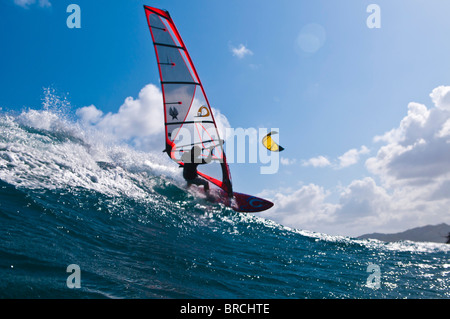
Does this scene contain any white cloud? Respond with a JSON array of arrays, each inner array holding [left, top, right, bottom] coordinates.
[[38, 0, 51, 8], [211, 107, 231, 141], [301, 146, 369, 169], [281, 157, 296, 165], [76, 84, 165, 150], [437, 118, 450, 138], [367, 87, 450, 187], [430, 85, 450, 110], [76, 84, 232, 152], [336, 177, 391, 220], [231, 44, 253, 59], [260, 174, 449, 237], [373, 102, 431, 145], [260, 178, 396, 236], [302, 155, 331, 167], [338, 145, 370, 168], [14, 0, 51, 8], [260, 184, 338, 231], [363, 85, 450, 229], [262, 85, 450, 237], [76, 105, 103, 125], [14, 0, 34, 8]]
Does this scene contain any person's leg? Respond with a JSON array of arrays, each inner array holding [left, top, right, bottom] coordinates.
[[191, 177, 209, 192], [203, 180, 209, 192]]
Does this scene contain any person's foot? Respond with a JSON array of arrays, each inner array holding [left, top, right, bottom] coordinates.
[[205, 193, 215, 202]]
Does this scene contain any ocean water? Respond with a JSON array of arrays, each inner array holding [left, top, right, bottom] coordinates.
[[0, 107, 449, 299]]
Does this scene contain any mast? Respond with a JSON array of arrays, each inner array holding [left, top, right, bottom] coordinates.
[[144, 5, 233, 196]]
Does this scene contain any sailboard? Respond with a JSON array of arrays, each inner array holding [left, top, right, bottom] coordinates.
[[143, 5, 273, 213]]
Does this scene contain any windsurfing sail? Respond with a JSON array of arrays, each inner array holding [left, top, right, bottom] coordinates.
[[144, 5, 233, 196], [262, 131, 284, 152]]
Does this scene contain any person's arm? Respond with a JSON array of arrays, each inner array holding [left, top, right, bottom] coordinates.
[[200, 146, 215, 164]]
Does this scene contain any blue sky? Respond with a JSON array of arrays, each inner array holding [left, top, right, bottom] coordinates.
[[2, 0, 450, 236]]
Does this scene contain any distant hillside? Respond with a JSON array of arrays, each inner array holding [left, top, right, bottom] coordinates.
[[358, 223, 450, 243]]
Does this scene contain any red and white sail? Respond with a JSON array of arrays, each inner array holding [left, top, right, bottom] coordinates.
[[144, 5, 233, 196]]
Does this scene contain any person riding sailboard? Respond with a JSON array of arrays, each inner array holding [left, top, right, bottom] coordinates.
[[144, 5, 273, 212], [181, 145, 213, 193]]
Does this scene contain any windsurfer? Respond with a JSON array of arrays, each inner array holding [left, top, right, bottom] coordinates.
[[181, 145, 213, 192]]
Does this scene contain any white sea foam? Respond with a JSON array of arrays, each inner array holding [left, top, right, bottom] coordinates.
[[0, 106, 180, 201]]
